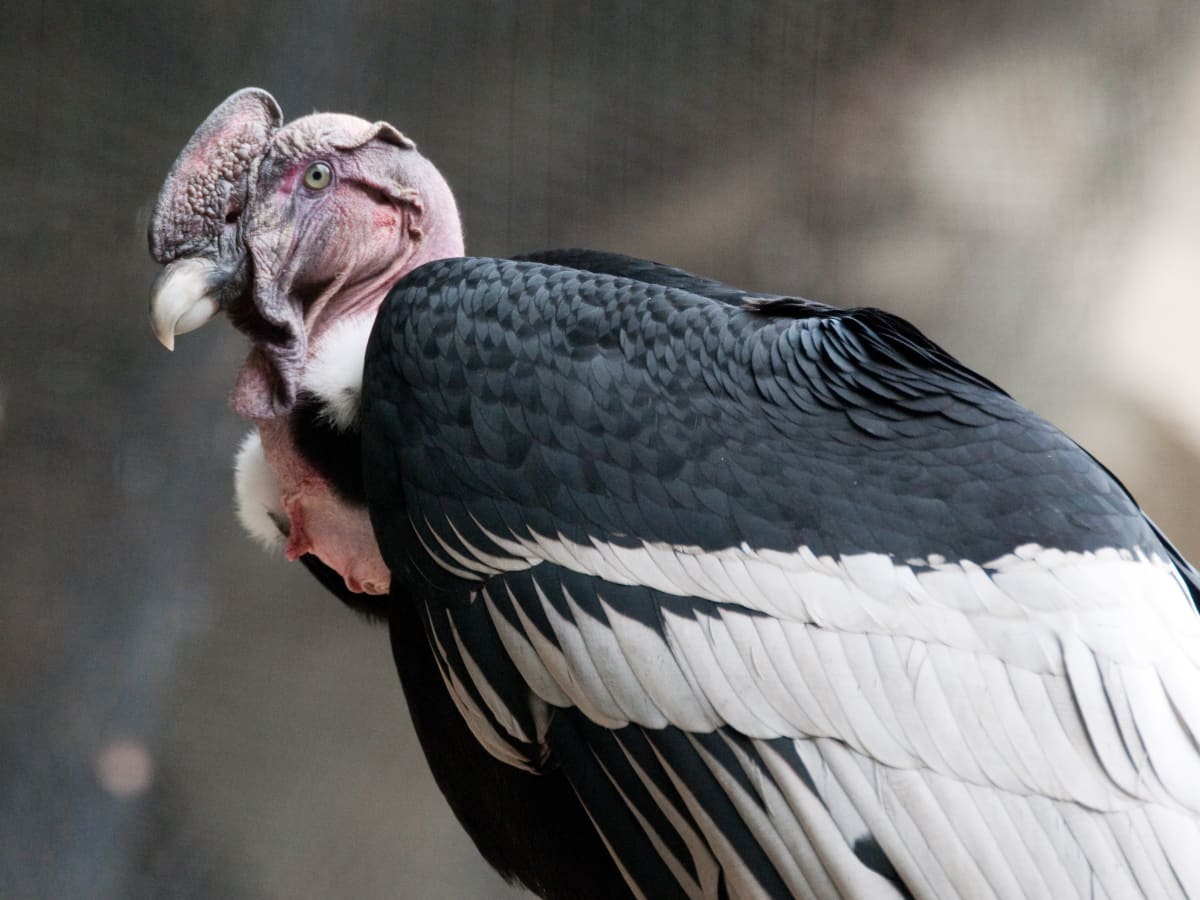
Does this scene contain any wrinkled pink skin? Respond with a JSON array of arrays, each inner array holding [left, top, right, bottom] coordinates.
[[228, 111, 463, 419], [230, 111, 463, 596], [257, 418, 392, 595]]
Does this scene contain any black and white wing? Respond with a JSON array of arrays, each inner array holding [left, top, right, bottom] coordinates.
[[361, 256, 1200, 899]]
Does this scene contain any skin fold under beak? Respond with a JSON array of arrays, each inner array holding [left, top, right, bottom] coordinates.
[[148, 257, 224, 350]]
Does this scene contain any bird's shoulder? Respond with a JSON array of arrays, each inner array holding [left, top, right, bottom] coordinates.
[[364, 253, 1158, 566], [369, 252, 1014, 440]]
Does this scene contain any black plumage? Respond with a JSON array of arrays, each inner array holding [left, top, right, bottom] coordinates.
[[300, 553, 629, 898], [363, 255, 1159, 571], [287, 251, 1200, 898], [290, 396, 367, 504], [147, 83, 1200, 896]]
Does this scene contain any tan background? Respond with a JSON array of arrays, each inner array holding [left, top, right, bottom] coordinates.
[[5, 2, 1200, 897]]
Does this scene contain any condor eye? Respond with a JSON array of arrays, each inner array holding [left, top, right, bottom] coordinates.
[[303, 162, 333, 190]]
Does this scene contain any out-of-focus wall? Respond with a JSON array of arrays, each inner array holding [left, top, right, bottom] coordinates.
[[3, 2, 1199, 897]]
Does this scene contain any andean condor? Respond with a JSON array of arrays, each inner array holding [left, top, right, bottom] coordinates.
[[146, 88, 1200, 899]]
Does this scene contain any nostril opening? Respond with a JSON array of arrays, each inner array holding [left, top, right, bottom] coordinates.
[[225, 209, 240, 225]]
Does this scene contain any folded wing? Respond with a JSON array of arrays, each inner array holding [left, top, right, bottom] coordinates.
[[362, 256, 1200, 898]]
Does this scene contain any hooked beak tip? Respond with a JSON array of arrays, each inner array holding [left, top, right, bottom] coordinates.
[[153, 321, 176, 352], [149, 258, 223, 350]]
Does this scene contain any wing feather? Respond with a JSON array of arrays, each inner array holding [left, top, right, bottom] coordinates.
[[483, 586, 574, 711], [559, 582, 669, 728], [662, 609, 782, 738], [611, 729, 724, 896], [362, 256, 1200, 896], [1144, 804, 1200, 896], [604, 598, 724, 732], [424, 544, 1200, 896]]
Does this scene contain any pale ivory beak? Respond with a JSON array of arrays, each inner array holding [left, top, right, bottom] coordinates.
[[148, 257, 223, 350]]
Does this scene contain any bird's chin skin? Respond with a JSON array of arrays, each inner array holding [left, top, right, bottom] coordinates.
[[344, 573, 390, 596], [231, 350, 284, 420], [281, 485, 391, 597]]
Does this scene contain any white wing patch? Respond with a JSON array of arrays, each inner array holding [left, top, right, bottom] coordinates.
[[431, 521, 1200, 803], [474, 525, 1200, 665], [419, 516, 1200, 895]]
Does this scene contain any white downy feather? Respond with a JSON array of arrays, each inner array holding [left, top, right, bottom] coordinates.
[[233, 430, 285, 553]]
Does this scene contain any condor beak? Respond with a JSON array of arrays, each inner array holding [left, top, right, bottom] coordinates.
[[147, 88, 282, 351], [148, 257, 223, 350]]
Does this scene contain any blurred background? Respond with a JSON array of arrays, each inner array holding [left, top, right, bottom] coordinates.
[[5, 1, 1200, 897]]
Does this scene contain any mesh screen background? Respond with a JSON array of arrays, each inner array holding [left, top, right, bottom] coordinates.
[[5, 2, 1200, 896]]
